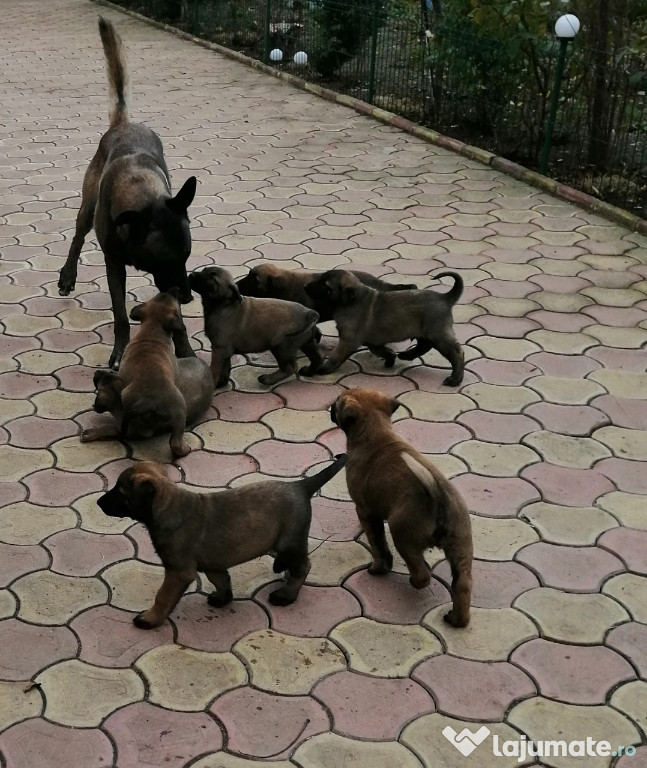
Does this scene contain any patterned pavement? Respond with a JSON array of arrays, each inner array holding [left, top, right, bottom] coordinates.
[[1, 1, 646, 766]]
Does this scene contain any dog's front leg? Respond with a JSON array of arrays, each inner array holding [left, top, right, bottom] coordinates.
[[80, 423, 120, 442], [318, 338, 358, 375], [58, 198, 96, 296], [133, 568, 195, 629], [106, 260, 129, 370], [210, 348, 232, 389], [205, 570, 233, 607]]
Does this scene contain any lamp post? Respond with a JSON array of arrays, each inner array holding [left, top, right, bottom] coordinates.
[[539, 14, 580, 175]]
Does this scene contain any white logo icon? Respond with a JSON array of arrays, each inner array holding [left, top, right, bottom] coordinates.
[[442, 725, 491, 756]]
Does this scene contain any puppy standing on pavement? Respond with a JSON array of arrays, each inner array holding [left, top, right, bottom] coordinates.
[[305, 269, 464, 385], [82, 289, 210, 458], [331, 388, 472, 627], [190, 266, 324, 387], [237, 263, 417, 322], [97, 455, 348, 628], [57, 17, 197, 369]]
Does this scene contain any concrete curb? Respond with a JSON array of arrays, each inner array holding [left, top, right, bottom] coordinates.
[[94, 0, 647, 235]]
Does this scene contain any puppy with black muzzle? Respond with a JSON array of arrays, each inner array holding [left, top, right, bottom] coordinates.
[[331, 388, 472, 627], [97, 455, 348, 628], [190, 266, 324, 387], [57, 18, 197, 369], [81, 289, 212, 458], [237, 263, 417, 322], [305, 269, 464, 385]]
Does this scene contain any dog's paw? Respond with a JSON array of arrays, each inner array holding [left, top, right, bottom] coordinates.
[[367, 562, 392, 576], [170, 440, 191, 459], [57, 274, 76, 296], [397, 348, 418, 361], [207, 589, 233, 608], [443, 608, 469, 628], [108, 350, 123, 371], [273, 556, 287, 573], [268, 587, 296, 606], [409, 573, 431, 589], [443, 373, 464, 387], [297, 364, 320, 377], [80, 429, 93, 443], [133, 612, 159, 630], [383, 352, 396, 368]]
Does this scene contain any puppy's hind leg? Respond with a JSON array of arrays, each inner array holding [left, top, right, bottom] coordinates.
[[367, 344, 396, 368], [168, 404, 191, 458], [258, 347, 297, 386], [398, 339, 433, 362], [268, 548, 311, 605], [390, 518, 431, 589], [206, 570, 233, 608], [298, 332, 325, 377], [434, 334, 464, 387], [360, 512, 393, 576], [443, 550, 472, 628]]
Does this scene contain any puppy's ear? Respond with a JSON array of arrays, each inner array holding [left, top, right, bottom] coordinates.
[[130, 303, 146, 322], [164, 310, 185, 334], [114, 209, 152, 245], [334, 400, 358, 432], [94, 368, 122, 390], [166, 176, 197, 216], [229, 283, 242, 303], [93, 369, 111, 388]]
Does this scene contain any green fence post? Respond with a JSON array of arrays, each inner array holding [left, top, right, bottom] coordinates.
[[263, 0, 271, 64], [367, 1, 380, 104]]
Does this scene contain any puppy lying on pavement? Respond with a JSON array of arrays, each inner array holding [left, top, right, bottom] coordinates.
[[331, 388, 472, 627], [305, 269, 464, 385], [57, 17, 197, 370], [81, 289, 212, 458], [190, 266, 324, 387], [97, 454, 348, 628], [237, 263, 417, 322]]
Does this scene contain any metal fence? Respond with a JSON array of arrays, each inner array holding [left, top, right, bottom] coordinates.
[[115, 0, 647, 219]]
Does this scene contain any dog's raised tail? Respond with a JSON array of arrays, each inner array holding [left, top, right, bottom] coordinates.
[[98, 17, 130, 127], [303, 454, 348, 495], [434, 271, 463, 305]]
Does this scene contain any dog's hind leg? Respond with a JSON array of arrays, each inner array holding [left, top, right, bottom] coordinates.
[[206, 570, 233, 608], [434, 335, 464, 387], [58, 168, 100, 296], [443, 552, 472, 628], [133, 568, 195, 628], [367, 344, 396, 368], [397, 338, 433, 362], [259, 348, 297, 386], [268, 550, 311, 605], [298, 333, 325, 377], [360, 512, 393, 575], [168, 404, 191, 458], [390, 517, 431, 589]]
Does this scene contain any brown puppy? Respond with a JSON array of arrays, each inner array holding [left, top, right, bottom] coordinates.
[[305, 269, 464, 385], [331, 388, 472, 627], [97, 455, 348, 628], [190, 266, 324, 387], [82, 290, 205, 458], [237, 263, 417, 322], [57, 18, 197, 369]]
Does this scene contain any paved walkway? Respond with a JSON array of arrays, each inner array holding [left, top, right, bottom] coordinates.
[[1, 1, 646, 766]]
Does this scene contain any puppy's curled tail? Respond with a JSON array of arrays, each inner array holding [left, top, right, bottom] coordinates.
[[434, 271, 463, 306], [98, 16, 130, 127], [302, 453, 348, 495]]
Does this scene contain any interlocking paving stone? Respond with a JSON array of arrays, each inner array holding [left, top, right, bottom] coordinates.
[[519, 502, 617, 545], [602, 574, 647, 622]]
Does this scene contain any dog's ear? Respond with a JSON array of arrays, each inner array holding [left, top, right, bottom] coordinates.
[[93, 369, 112, 388], [164, 309, 185, 334], [114, 209, 152, 245], [229, 283, 242, 303], [94, 368, 121, 390], [333, 399, 358, 431], [166, 176, 197, 216], [129, 303, 146, 322]]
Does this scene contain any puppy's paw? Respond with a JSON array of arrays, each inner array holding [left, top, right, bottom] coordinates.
[[367, 561, 392, 577], [108, 350, 123, 371], [133, 612, 161, 630], [318, 360, 338, 376], [268, 587, 296, 606], [207, 589, 233, 608], [443, 608, 469, 628], [383, 352, 396, 368], [171, 440, 191, 459], [443, 373, 464, 387], [409, 573, 431, 590], [57, 273, 76, 296], [398, 348, 418, 361], [298, 364, 320, 377], [80, 429, 93, 443]]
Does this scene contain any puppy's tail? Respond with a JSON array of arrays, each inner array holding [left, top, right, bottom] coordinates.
[[433, 271, 463, 305], [98, 16, 130, 128], [302, 453, 348, 496]]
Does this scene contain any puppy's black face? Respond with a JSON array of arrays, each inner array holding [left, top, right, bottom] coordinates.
[[331, 389, 400, 433], [305, 270, 359, 308], [236, 270, 264, 298], [189, 267, 241, 307], [93, 369, 121, 413], [97, 465, 160, 524]]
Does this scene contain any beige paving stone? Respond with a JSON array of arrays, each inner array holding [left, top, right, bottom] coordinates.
[[525, 330, 597, 355], [307, 539, 370, 585], [103, 560, 195, 611], [526, 376, 606, 405], [331, 617, 441, 677], [530, 230, 584, 247], [260, 408, 332, 442], [507, 698, 640, 768], [319, 465, 350, 501], [0, 283, 43, 303], [461, 383, 540, 413], [2, 314, 59, 336], [583, 324, 647, 349], [0, 502, 77, 544], [77, 343, 114, 367], [399, 391, 476, 421], [481, 262, 541, 280], [38, 660, 143, 727], [469, 336, 541, 362], [32, 390, 93, 420], [582, 286, 645, 307], [527, 292, 594, 312], [0, 590, 17, 619], [423, 606, 537, 661], [402, 714, 533, 768], [578, 224, 632, 242], [519, 502, 617, 545], [528, 257, 585, 276], [234, 629, 345, 694], [296, 252, 351, 270], [193, 756, 294, 768], [51, 436, 128, 471], [593, 426, 647, 461], [421, 453, 468, 479], [603, 574, 647, 622], [74, 493, 132, 534], [453, 304, 487, 323], [193, 419, 270, 452], [522, 431, 611, 468], [230, 555, 277, 597], [597, 491, 647, 529], [0, 398, 34, 425], [14, 571, 108, 624], [452, 441, 539, 476], [474, 297, 540, 317], [580, 254, 639, 271], [220, 234, 270, 250], [514, 588, 629, 643], [471, 515, 539, 560], [0, 681, 42, 731], [294, 733, 423, 768], [58, 307, 113, 331], [610, 681, 647, 734], [15, 349, 80, 375], [486, 235, 540, 250], [135, 646, 246, 711], [0, 445, 53, 482], [588, 370, 647, 399], [0, 356, 18, 374], [313, 224, 364, 240]]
